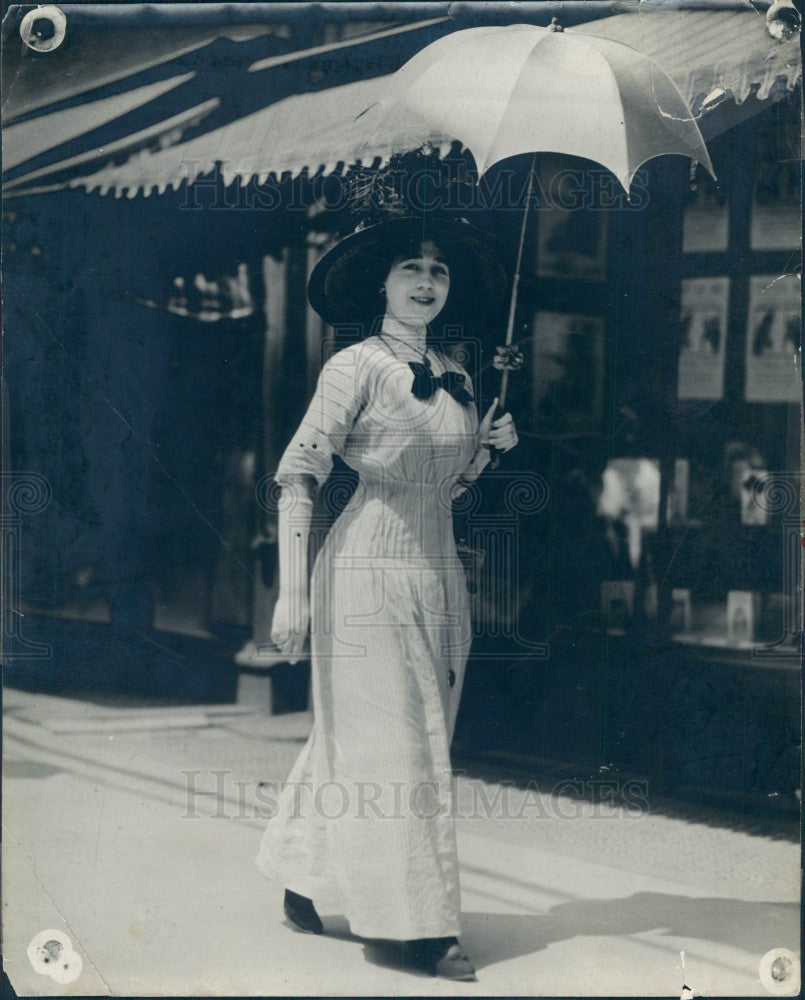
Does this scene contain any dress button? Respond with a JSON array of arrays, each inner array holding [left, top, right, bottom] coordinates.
[[447, 669, 456, 688]]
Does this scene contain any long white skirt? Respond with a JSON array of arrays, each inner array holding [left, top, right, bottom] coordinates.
[[257, 496, 471, 940]]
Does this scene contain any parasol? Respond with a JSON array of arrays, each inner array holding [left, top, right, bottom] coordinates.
[[353, 19, 716, 413]]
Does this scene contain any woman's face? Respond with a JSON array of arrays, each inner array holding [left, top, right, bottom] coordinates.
[[383, 240, 450, 327]]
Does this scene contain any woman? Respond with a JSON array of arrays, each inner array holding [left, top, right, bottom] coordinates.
[[257, 207, 518, 981]]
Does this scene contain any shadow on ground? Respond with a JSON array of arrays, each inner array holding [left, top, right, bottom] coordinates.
[[464, 894, 800, 970], [315, 895, 799, 979]]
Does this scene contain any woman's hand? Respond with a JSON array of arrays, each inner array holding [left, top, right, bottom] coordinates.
[[270, 589, 310, 664], [479, 397, 519, 453]]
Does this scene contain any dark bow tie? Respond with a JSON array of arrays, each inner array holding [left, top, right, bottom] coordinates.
[[409, 362, 473, 404]]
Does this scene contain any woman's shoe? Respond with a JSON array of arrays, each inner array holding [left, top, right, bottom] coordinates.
[[413, 936, 477, 981], [283, 889, 324, 935]]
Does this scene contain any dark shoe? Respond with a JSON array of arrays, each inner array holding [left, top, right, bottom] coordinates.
[[413, 936, 477, 981], [283, 889, 324, 934]]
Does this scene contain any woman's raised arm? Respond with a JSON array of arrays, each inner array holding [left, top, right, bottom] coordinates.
[[455, 398, 518, 494]]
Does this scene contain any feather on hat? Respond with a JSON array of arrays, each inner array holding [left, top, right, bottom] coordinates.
[[308, 149, 508, 328]]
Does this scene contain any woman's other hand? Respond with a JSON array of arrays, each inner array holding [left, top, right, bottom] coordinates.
[[479, 397, 519, 453], [270, 590, 310, 664]]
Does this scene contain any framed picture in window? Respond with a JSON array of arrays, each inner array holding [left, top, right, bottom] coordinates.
[[682, 162, 729, 253], [751, 109, 801, 250], [750, 168, 801, 250], [535, 157, 608, 281], [531, 311, 605, 429], [745, 273, 801, 403], [676, 277, 729, 400]]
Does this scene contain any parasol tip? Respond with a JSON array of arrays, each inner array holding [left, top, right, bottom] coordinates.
[[696, 150, 718, 184]]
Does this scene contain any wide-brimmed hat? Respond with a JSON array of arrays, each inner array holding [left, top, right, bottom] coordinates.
[[308, 213, 508, 328]]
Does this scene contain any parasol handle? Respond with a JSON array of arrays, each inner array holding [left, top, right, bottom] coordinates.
[[499, 151, 535, 408], [498, 369, 511, 413], [498, 270, 519, 411], [490, 152, 536, 465]]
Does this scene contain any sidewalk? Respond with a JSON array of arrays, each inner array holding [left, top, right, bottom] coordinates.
[[3, 687, 800, 997]]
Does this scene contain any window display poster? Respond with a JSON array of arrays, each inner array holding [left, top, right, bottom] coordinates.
[[727, 590, 762, 646], [535, 158, 608, 281], [676, 277, 730, 400], [740, 468, 771, 526], [744, 274, 801, 403], [750, 199, 802, 251], [750, 143, 800, 250], [531, 311, 605, 427], [682, 164, 729, 253]]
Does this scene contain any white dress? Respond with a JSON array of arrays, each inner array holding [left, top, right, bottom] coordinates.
[[256, 330, 482, 940]]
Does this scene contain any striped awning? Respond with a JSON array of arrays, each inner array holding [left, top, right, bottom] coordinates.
[[578, 6, 802, 109], [68, 75, 396, 197], [2, 14, 450, 198], [5, 6, 801, 199], [4, 74, 200, 173]]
